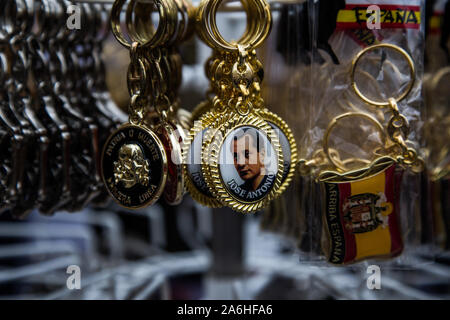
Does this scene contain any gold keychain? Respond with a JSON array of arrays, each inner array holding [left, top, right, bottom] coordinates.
[[182, 0, 265, 208], [300, 43, 424, 264], [193, 0, 297, 213], [101, 0, 179, 209], [147, 48, 186, 206], [197, 1, 280, 212], [125, 0, 193, 206]]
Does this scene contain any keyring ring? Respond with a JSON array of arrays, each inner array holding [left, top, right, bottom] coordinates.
[[210, 0, 271, 51], [351, 43, 415, 107], [197, 0, 223, 49], [111, 0, 170, 49], [111, 0, 137, 48], [197, 0, 257, 50], [209, 0, 265, 50], [430, 66, 450, 91], [202, 0, 271, 52], [126, 0, 176, 47], [238, 0, 271, 49], [126, 0, 156, 45], [174, 0, 194, 43], [323, 112, 386, 172]]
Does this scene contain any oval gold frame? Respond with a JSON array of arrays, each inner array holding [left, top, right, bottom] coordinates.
[[201, 112, 284, 213]]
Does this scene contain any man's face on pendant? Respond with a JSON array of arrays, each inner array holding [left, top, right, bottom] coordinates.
[[232, 133, 265, 181]]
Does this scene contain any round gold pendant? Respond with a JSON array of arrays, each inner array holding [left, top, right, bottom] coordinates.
[[183, 110, 223, 208], [101, 124, 168, 209], [155, 121, 185, 205], [202, 112, 284, 213]]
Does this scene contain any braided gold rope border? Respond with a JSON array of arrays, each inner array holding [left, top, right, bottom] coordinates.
[[201, 112, 284, 213]]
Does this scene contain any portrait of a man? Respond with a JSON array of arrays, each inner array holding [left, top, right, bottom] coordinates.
[[231, 128, 268, 192], [219, 126, 277, 202]]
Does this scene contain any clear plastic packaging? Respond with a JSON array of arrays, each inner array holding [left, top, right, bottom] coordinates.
[[260, 0, 432, 266]]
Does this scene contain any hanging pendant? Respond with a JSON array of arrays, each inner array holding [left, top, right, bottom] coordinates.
[[101, 124, 167, 209]]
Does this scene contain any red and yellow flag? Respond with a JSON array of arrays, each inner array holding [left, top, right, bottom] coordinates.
[[336, 4, 421, 30], [323, 164, 404, 264]]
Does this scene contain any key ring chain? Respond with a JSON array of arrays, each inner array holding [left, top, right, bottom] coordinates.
[[350, 43, 424, 173], [186, 0, 298, 213], [322, 112, 387, 173], [123, 0, 193, 206], [197, 0, 270, 52], [208, 0, 271, 52], [299, 44, 423, 178], [304, 43, 425, 265], [111, 0, 172, 49], [351, 43, 415, 107], [102, 0, 185, 209], [196, 0, 237, 49], [185, 0, 257, 208], [199, 2, 283, 212]]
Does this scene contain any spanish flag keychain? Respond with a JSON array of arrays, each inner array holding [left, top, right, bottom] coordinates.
[[301, 44, 424, 264], [320, 153, 405, 264]]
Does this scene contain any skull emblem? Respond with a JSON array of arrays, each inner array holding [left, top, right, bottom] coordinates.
[[113, 144, 150, 188]]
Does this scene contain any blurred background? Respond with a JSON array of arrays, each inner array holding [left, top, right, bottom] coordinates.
[[0, 0, 449, 300]]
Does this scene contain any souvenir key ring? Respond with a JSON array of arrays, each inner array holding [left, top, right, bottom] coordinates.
[[204, 0, 297, 195], [350, 43, 424, 173], [189, 0, 275, 208], [197, 0, 290, 213], [314, 43, 424, 265], [125, 0, 188, 206], [208, 0, 296, 196], [101, 0, 171, 209], [317, 111, 406, 265], [183, 0, 272, 208], [111, 0, 173, 50]]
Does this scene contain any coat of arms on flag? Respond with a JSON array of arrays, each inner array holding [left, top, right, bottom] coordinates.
[[320, 157, 404, 264]]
